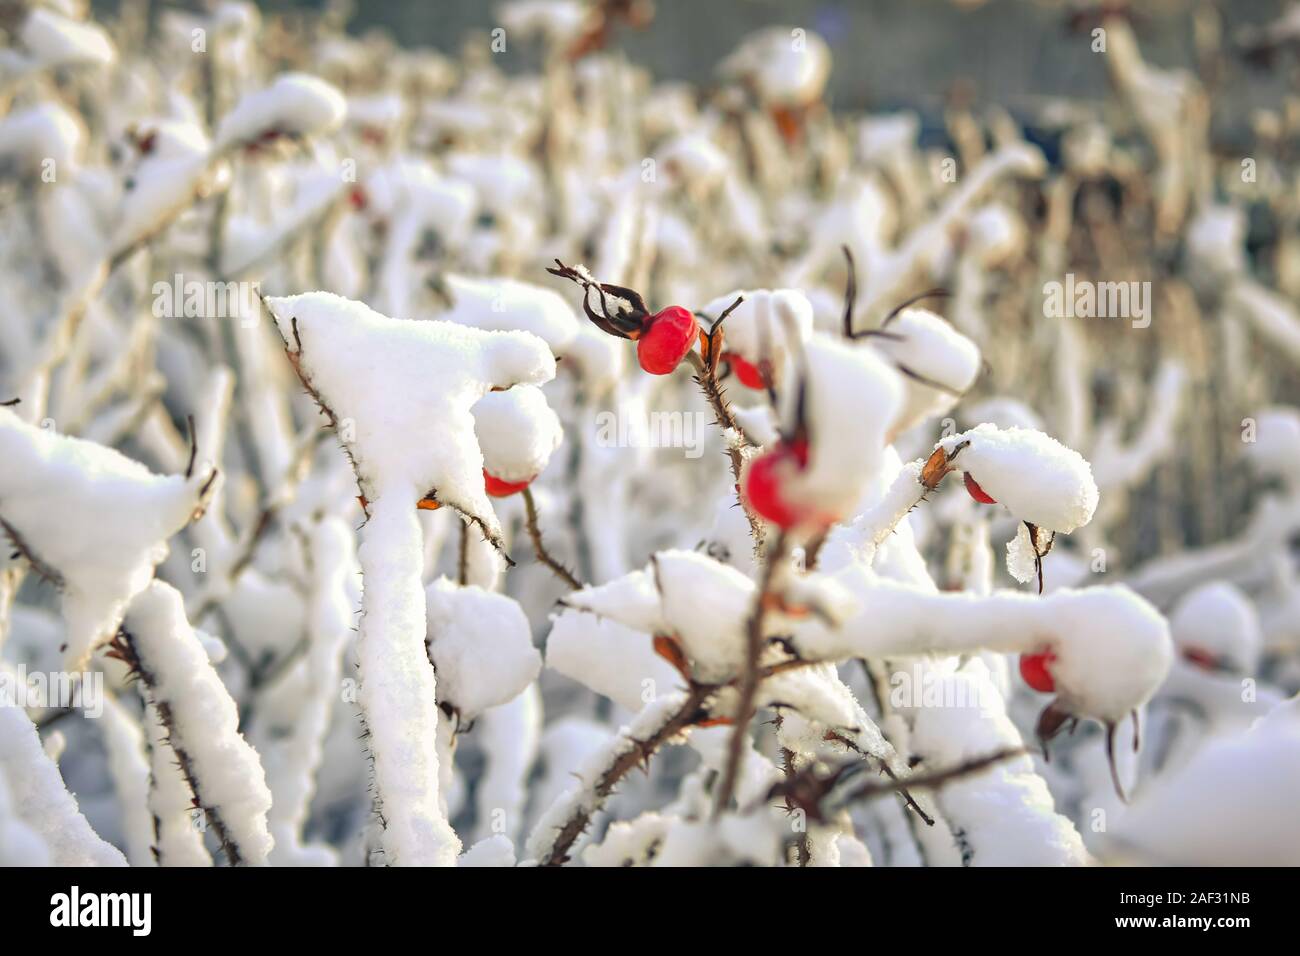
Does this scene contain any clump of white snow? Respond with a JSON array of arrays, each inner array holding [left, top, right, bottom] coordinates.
[[770, 334, 903, 525], [941, 424, 1099, 533], [869, 308, 981, 432], [214, 73, 346, 153], [440, 274, 580, 356], [472, 385, 563, 485], [425, 578, 542, 718], [1169, 581, 1263, 675], [719, 26, 831, 107], [0, 407, 217, 667]]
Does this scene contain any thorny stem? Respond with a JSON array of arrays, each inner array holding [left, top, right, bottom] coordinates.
[[761, 745, 1025, 823], [685, 350, 745, 440], [774, 717, 812, 866], [825, 729, 933, 826], [111, 629, 245, 866], [685, 350, 764, 545], [0, 517, 65, 590], [714, 530, 788, 818], [838, 747, 1026, 805], [540, 683, 715, 866], [522, 486, 582, 591]]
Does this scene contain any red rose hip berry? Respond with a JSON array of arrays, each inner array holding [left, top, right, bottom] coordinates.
[[483, 469, 532, 498], [964, 472, 997, 504], [743, 439, 813, 529], [724, 352, 767, 389], [1019, 651, 1056, 693], [636, 306, 698, 375]]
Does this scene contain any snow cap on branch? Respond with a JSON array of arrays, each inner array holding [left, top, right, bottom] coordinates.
[[791, 571, 1171, 724], [0, 407, 216, 668], [110, 119, 217, 256], [545, 610, 680, 711], [561, 550, 751, 684], [15, 7, 115, 71], [910, 663, 1090, 865], [1245, 406, 1300, 481], [0, 706, 126, 866], [264, 291, 555, 546], [0, 104, 85, 177], [1169, 581, 1262, 675], [719, 26, 831, 107], [940, 424, 1099, 533], [440, 274, 581, 356], [214, 73, 346, 152], [561, 549, 855, 685], [1110, 698, 1300, 865], [771, 334, 903, 525]]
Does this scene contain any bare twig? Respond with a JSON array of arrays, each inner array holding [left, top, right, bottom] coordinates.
[[522, 486, 582, 590], [537, 684, 715, 866], [108, 629, 246, 866], [762, 745, 1026, 823], [714, 530, 787, 817], [824, 729, 933, 826], [839, 747, 1025, 805]]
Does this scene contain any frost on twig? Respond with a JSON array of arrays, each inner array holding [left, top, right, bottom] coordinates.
[[113, 581, 274, 866]]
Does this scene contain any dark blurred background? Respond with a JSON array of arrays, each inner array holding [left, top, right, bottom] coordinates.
[[150, 1, 1290, 112]]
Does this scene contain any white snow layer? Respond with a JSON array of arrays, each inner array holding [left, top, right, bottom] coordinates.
[[869, 308, 981, 432], [777, 334, 903, 524], [0, 407, 215, 668], [792, 570, 1172, 724], [425, 577, 542, 718], [1110, 697, 1300, 864], [0, 705, 126, 866], [125, 581, 274, 865], [699, 287, 813, 383], [440, 273, 580, 355], [910, 663, 1090, 865]]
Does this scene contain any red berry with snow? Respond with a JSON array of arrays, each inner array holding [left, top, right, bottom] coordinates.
[[724, 352, 767, 389], [1019, 651, 1056, 692], [743, 439, 814, 529], [636, 306, 698, 375], [483, 469, 532, 498], [964, 471, 997, 504]]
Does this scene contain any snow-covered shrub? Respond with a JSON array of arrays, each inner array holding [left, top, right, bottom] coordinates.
[[1, 0, 1297, 870]]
